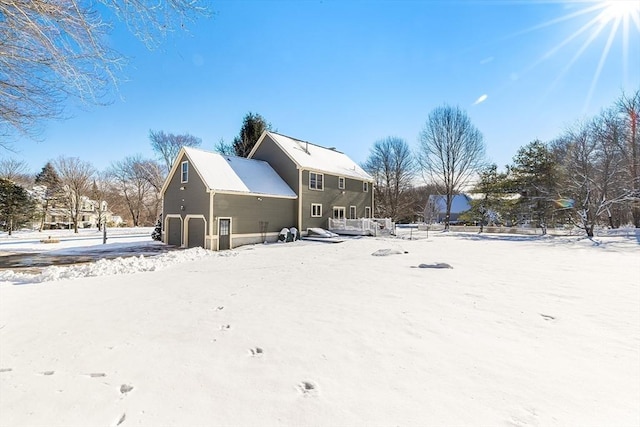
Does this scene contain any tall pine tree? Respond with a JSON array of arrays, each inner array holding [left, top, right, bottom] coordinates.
[[0, 178, 37, 235], [35, 162, 62, 231], [232, 112, 272, 157]]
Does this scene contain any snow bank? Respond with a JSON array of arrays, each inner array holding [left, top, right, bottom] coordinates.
[[0, 247, 219, 285]]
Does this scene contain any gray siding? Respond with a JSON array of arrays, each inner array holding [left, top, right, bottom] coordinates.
[[300, 171, 373, 230], [163, 153, 211, 223], [212, 193, 296, 235], [251, 135, 299, 193]]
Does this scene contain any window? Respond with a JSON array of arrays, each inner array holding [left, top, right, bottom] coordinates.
[[365, 207, 371, 218], [181, 161, 189, 183], [311, 203, 322, 217], [333, 207, 345, 219], [309, 172, 324, 190], [349, 206, 356, 219], [338, 177, 345, 189], [363, 181, 369, 192]]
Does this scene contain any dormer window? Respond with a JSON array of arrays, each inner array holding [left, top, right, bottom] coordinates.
[[181, 161, 189, 183]]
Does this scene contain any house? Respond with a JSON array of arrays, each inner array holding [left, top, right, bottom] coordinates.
[[160, 131, 375, 249], [248, 131, 375, 232], [161, 146, 297, 250], [424, 194, 472, 224]]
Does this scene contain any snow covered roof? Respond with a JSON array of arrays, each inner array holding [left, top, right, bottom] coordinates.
[[428, 195, 472, 214], [253, 131, 373, 182], [182, 147, 297, 198]]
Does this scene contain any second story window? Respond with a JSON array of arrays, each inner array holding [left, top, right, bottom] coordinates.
[[181, 161, 189, 183], [338, 177, 345, 189], [309, 172, 324, 190], [363, 181, 369, 192]]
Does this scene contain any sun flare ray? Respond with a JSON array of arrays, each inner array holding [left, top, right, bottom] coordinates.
[[513, 0, 639, 111]]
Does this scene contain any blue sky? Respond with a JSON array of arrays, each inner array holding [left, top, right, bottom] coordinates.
[[8, 0, 640, 175]]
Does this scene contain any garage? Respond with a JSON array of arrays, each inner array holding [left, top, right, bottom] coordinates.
[[166, 216, 182, 246], [186, 216, 206, 248]]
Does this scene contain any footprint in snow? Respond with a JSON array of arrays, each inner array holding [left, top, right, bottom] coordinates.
[[249, 347, 263, 357], [298, 381, 318, 396]]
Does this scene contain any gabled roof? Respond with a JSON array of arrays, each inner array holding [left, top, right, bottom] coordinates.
[[162, 147, 296, 198], [249, 131, 373, 181], [428, 194, 472, 214]]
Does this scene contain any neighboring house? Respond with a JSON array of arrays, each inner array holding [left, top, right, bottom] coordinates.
[[248, 131, 375, 232], [30, 186, 117, 229], [161, 146, 297, 250], [161, 131, 375, 250], [424, 194, 472, 224]]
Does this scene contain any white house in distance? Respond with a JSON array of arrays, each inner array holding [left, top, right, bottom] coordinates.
[[424, 194, 472, 224]]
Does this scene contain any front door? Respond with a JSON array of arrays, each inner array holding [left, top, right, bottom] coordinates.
[[218, 218, 231, 250]]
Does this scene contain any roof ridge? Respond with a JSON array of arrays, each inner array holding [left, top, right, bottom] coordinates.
[[185, 146, 269, 163], [269, 131, 345, 154]]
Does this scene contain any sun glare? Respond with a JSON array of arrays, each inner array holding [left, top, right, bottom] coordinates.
[[513, 0, 640, 112], [598, 0, 640, 23]]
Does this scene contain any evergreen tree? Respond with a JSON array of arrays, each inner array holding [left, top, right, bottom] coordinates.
[[0, 178, 37, 235], [152, 215, 162, 241], [232, 112, 272, 157], [35, 162, 62, 231], [509, 140, 560, 234], [461, 164, 510, 232]]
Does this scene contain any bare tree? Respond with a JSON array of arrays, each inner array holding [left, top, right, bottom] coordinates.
[[109, 155, 155, 226], [617, 90, 640, 227], [418, 105, 486, 230], [135, 159, 165, 219], [363, 137, 416, 221], [0, 1, 208, 144], [0, 158, 30, 185], [149, 130, 202, 170], [214, 138, 235, 156], [54, 156, 95, 233], [555, 111, 628, 236], [91, 173, 115, 231]]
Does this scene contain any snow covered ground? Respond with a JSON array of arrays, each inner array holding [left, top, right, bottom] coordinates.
[[0, 228, 639, 426]]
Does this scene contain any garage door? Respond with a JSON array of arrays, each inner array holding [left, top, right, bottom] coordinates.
[[187, 217, 206, 248], [167, 217, 182, 246]]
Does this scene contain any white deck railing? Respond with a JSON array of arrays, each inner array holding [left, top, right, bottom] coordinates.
[[327, 218, 394, 236]]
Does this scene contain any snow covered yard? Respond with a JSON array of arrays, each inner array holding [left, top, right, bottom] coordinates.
[[0, 231, 639, 426]]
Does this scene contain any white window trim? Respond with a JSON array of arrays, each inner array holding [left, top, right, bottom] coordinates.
[[311, 203, 322, 217], [349, 205, 356, 219], [333, 206, 345, 220], [181, 161, 189, 183], [309, 172, 324, 191], [338, 176, 345, 190], [365, 207, 371, 218], [363, 181, 369, 192]]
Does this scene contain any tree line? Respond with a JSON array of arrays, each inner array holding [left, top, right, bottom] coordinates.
[[0, 113, 271, 234], [2, 93, 638, 237], [362, 90, 639, 237]]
